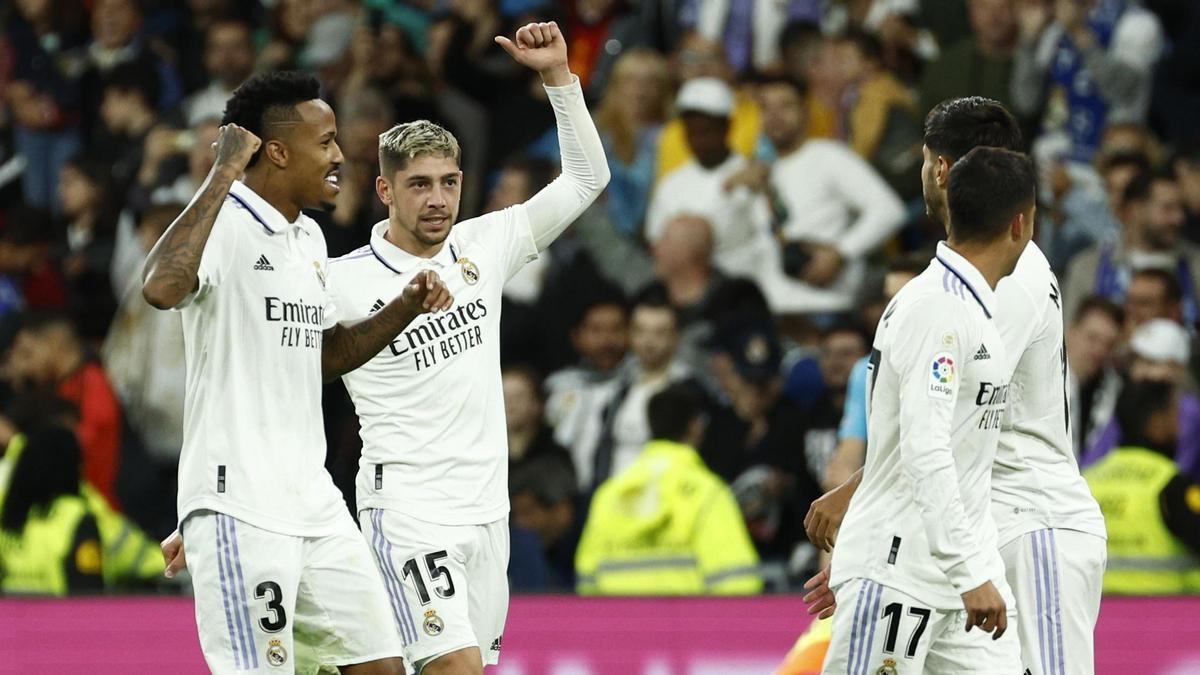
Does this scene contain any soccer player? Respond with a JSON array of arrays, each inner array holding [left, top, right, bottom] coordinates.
[[326, 22, 609, 675], [806, 98, 1107, 675], [818, 146, 1034, 673], [142, 72, 452, 674]]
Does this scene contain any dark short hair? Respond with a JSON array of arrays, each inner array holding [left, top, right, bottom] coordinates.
[[648, 383, 702, 443], [1074, 295, 1124, 327], [838, 27, 883, 63], [570, 282, 627, 330], [1115, 380, 1176, 448], [823, 315, 870, 345], [501, 364, 545, 403], [631, 284, 680, 327], [1123, 169, 1178, 205], [19, 310, 77, 338], [1099, 150, 1151, 178], [757, 72, 808, 99], [221, 71, 322, 168], [509, 454, 577, 506], [947, 147, 1036, 244], [924, 97, 1023, 161], [103, 61, 160, 110], [1130, 268, 1184, 304], [778, 20, 822, 55]]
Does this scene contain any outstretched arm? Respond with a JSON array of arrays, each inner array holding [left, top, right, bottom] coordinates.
[[321, 270, 452, 381], [495, 22, 610, 252], [142, 124, 260, 309]]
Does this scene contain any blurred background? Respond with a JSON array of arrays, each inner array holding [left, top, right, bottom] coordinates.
[[1, 0, 1199, 672]]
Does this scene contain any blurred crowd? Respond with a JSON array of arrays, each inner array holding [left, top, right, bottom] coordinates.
[[1, 0, 1199, 595]]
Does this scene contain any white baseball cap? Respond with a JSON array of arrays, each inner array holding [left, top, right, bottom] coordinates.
[[1130, 319, 1191, 364], [675, 77, 735, 118]]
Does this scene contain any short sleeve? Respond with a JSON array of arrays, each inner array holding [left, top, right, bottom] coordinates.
[[838, 357, 870, 442], [174, 208, 240, 309]]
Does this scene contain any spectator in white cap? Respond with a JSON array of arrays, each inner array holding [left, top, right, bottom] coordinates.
[[644, 77, 774, 291], [1083, 318, 1200, 481]]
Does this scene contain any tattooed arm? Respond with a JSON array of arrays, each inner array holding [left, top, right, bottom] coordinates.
[[142, 124, 261, 309], [322, 269, 453, 381]]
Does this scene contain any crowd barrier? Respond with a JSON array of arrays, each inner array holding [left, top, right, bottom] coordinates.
[[2, 595, 1198, 673]]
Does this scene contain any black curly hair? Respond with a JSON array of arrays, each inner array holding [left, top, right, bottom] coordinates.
[[221, 71, 322, 168]]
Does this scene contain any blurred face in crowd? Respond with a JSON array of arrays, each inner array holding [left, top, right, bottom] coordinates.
[[206, 21, 256, 88], [1176, 158, 1200, 213], [16, 0, 51, 23], [968, 0, 1016, 53], [653, 215, 714, 279], [58, 164, 99, 219], [682, 112, 730, 169], [100, 87, 150, 134], [1129, 357, 1183, 385], [834, 40, 870, 85], [572, 303, 628, 373], [486, 168, 533, 214], [674, 33, 727, 82], [271, 100, 344, 212], [1136, 180, 1187, 251], [511, 490, 573, 547], [1124, 273, 1180, 330], [1103, 162, 1142, 217], [1067, 308, 1121, 382], [721, 369, 779, 422], [7, 329, 65, 388], [611, 51, 670, 125], [502, 370, 542, 439], [92, 0, 141, 50], [189, 120, 221, 183], [820, 329, 868, 392], [759, 82, 806, 154], [342, 115, 390, 167], [630, 305, 679, 374], [382, 154, 462, 248]]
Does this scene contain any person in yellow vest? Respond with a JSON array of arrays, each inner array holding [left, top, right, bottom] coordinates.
[[576, 383, 762, 595], [0, 424, 103, 595], [1084, 380, 1200, 594]]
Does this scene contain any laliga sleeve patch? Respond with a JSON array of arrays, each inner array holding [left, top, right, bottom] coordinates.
[[928, 352, 956, 400]]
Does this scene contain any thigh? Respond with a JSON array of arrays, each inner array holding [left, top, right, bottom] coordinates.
[[293, 512, 406, 670], [467, 519, 511, 665], [925, 606, 1021, 675], [821, 579, 938, 675], [183, 511, 302, 674], [363, 508, 479, 671]]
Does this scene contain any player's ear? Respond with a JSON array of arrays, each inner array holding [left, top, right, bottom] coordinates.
[[376, 175, 392, 206], [262, 139, 288, 168], [935, 155, 950, 187]]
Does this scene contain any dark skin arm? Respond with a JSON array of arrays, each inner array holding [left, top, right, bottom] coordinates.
[[321, 269, 453, 381], [141, 124, 262, 310]]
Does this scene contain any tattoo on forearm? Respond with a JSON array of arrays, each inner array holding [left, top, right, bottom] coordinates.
[[142, 172, 235, 305], [322, 301, 419, 380]]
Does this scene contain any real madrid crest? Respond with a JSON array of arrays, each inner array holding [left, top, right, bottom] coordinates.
[[313, 261, 327, 289], [423, 609, 445, 636], [266, 639, 288, 667], [458, 258, 480, 285], [876, 657, 898, 675]]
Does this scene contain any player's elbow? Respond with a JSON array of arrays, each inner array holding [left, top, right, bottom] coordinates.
[[141, 279, 180, 310]]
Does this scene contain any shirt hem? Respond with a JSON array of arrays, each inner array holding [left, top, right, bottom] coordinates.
[[178, 498, 347, 537], [354, 496, 509, 526]]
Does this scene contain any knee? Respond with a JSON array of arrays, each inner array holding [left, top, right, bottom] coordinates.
[[420, 648, 483, 675]]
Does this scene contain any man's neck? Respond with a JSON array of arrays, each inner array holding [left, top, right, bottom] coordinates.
[[944, 239, 1010, 289], [243, 170, 302, 221], [698, 149, 731, 170], [664, 267, 710, 307], [639, 361, 671, 383]]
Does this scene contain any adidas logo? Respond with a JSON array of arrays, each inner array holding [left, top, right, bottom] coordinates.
[[253, 255, 274, 271], [369, 299, 386, 313], [489, 636, 502, 652], [973, 344, 990, 361]]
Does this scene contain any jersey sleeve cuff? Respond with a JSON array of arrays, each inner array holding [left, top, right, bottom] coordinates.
[[943, 558, 990, 596]]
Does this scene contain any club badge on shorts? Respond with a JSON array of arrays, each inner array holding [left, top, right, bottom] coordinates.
[[876, 657, 898, 675], [267, 639, 288, 667], [423, 609, 445, 636], [458, 258, 480, 285]]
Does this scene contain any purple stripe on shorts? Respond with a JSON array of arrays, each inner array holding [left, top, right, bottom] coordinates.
[[226, 517, 260, 668], [214, 514, 244, 669], [372, 510, 416, 644], [858, 582, 884, 675], [378, 511, 420, 644], [847, 579, 870, 675], [1049, 530, 1066, 675], [1032, 531, 1048, 675]]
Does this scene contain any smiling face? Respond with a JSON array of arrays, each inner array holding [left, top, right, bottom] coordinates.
[[272, 99, 344, 212], [377, 154, 462, 251]]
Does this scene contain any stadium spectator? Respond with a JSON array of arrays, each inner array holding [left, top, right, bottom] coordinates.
[[1124, 268, 1184, 333], [181, 18, 256, 126], [590, 287, 697, 488], [546, 289, 630, 488], [801, 320, 869, 485], [5, 313, 124, 509], [593, 48, 672, 237], [565, 0, 650, 95], [326, 88, 395, 256], [508, 453, 583, 592], [80, 0, 182, 122], [132, 117, 221, 211], [1063, 170, 1198, 322], [1038, 149, 1144, 272], [1083, 319, 1200, 482], [1012, 0, 1163, 164], [701, 316, 822, 578], [646, 77, 772, 284], [575, 383, 762, 594], [0, 207, 68, 317], [746, 74, 905, 312], [92, 62, 162, 199], [1174, 140, 1200, 243], [657, 32, 760, 177], [56, 156, 118, 341], [919, 0, 1019, 122], [693, 0, 820, 75], [1067, 297, 1124, 457], [777, 21, 839, 142], [4, 0, 88, 213], [1084, 380, 1200, 594], [504, 366, 576, 479]]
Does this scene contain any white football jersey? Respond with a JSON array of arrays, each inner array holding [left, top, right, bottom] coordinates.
[[175, 180, 346, 536], [830, 242, 1013, 610], [330, 213, 538, 526], [991, 243, 1106, 545]]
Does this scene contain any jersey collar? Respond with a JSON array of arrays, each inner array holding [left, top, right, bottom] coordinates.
[[935, 241, 996, 319], [227, 180, 303, 234], [368, 220, 457, 275]]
